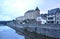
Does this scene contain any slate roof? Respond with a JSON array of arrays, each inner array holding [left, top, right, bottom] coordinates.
[[26, 10, 35, 13], [35, 7, 40, 11], [48, 8, 60, 14]]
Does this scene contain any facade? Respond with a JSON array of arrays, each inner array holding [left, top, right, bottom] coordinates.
[[16, 16, 26, 24], [16, 7, 40, 24], [36, 16, 46, 24], [47, 14, 56, 24], [24, 7, 40, 19], [16, 7, 60, 24], [16, 16, 26, 22], [47, 8, 60, 24], [56, 11, 60, 24], [40, 14, 47, 20]]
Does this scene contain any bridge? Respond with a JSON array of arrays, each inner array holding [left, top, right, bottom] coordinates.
[[6, 22, 60, 39]]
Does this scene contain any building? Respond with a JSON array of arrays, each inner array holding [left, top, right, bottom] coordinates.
[[47, 8, 60, 24], [16, 7, 48, 24], [56, 10, 60, 24], [16, 7, 40, 24], [36, 16, 46, 24], [24, 7, 40, 19], [47, 14, 56, 24], [35, 14, 47, 24], [16, 16, 26, 24], [40, 14, 47, 20]]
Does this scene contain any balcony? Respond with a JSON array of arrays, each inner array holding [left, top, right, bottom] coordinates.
[[47, 15, 55, 17], [47, 17, 55, 21]]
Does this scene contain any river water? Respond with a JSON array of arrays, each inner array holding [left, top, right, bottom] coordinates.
[[0, 26, 25, 39]]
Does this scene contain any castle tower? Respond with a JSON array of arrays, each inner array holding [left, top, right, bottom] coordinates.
[[35, 7, 40, 15], [35, 7, 40, 11]]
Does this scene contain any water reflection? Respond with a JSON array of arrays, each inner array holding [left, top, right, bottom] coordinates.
[[0, 26, 25, 39]]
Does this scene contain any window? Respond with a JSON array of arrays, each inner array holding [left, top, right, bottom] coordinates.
[[48, 17, 53, 20], [47, 21, 54, 23], [51, 21, 54, 23]]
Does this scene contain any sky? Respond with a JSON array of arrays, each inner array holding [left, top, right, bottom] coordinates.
[[0, 0, 60, 21]]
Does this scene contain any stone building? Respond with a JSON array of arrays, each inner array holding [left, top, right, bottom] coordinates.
[[24, 7, 40, 19], [16, 7, 40, 24], [16, 16, 26, 24]]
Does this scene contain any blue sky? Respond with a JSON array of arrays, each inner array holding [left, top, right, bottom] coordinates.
[[0, 0, 60, 21]]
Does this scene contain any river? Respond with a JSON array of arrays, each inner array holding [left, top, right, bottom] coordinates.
[[0, 26, 25, 39]]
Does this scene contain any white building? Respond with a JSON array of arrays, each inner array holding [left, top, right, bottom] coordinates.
[[24, 7, 40, 19], [56, 11, 60, 24], [47, 14, 56, 24], [36, 17, 46, 24], [47, 8, 60, 24]]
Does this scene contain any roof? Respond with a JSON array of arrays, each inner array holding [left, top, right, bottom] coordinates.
[[25, 7, 40, 13], [37, 14, 48, 17], [48, 8, 60, 14], [35, 7, 40, 11], [26, 10, 35, 13]]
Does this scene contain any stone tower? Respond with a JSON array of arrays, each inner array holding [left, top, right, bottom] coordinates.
[[35, 7, 40, 16]]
